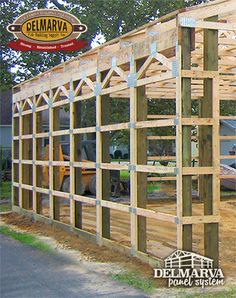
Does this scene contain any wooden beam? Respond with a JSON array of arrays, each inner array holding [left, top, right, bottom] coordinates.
[[181, 27, 193, 252], [22, 113, 32, 209], [101, 93, 110, 239], [74, 101, 83, 228], [137, 59, 147, 253], [35, 111, 43, 214], [199, 15, 219, 267], [53, 107, 60, 220]]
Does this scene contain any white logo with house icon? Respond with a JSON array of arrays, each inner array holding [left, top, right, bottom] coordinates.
[[154, 250, 224, 288]]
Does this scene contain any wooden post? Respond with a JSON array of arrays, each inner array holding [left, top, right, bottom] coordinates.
[[181, 27, 193, 251], [74, 101, 83, 228], [101, 94, 110, 239], [36, 112, 43, 214], [129, 57, 147, 254], [19, 102, 23, 208], [53, 107, 60, 220], [199, 16, 219, 266], [22, 114, 32, 209], [137, 60, 147, 253]]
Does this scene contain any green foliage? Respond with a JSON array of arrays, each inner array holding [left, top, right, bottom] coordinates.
[[0, 202, 12, 212], [0, 225, 53, 253], [111, 271, 155, 294], [0, 181, 12, 198]]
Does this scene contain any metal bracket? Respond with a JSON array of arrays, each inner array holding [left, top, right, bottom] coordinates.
[[49, 161, 52, 167], [129, 56, 134, 67], [150, 42, 157, 57], [95, 126, 100, 132], [172, 60, 179, 77], [127, 73, 137, 88], [69, 161, 74, 167], [174, 168, 179, 175], [48, 132, 52, 137], [111, 57, 117, 69], [49, 190, 52, 196], [81, 71, 87, 80], [32, 104, 36, 113], [128, 122, 136, 129], [32, 187, 35, 192], [32, 134, 35, 139], [48, 98, 53, 108], [69, 194, 73, 201], [69, 129, 73, 134], [128, 164, 136, 172], [148, 31, 158, 37], [96, 232, 101, 242], [129, 207, 137, 214], [175, 217, 180, 224], [174, 118, 179, 126], [121, 41, 131, 48], [68, 90, 75, 102], [32, 160, 35, 165], [96, 163, 101, 169], [96, 200, 101, 206], [18, 107, 22, 116], [179, 17, 196, 28], [130, 245, 136, 256], [94, 83, 102, 96]]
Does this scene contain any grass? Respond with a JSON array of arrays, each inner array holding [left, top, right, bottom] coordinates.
[[181, 286, 236, 298], [0, 202, 12, 212], [120, 170, 160, 193], [111, 271, 155, 294], [0, 181, 12, 198], [221, 190, 236, 197], [0, 225, 53, 253], [120, 170, 130, 180]]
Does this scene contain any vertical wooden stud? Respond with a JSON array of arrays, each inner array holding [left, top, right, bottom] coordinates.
[[199, 16, 219, 266], [181, 27, 193, 252], [74, 100, 83, 228], [136, 59, 147, 253]]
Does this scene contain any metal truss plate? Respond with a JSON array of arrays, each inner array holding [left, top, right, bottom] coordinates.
[[179, 17, 196, 28], [96, 200, 101, 206], [128, 164, 136, 171], [128, 122, 136, 129], [32, 104, 36, 113], [129, 207, 137, 214], [150, 42, 157, 57], [111, 57, 117, 68], [48, 98, 53, 108], [172, 60, 179, 77], [94, 83, 102, 96], [127, 73, 137, 88], [68, 90, 75, 102]]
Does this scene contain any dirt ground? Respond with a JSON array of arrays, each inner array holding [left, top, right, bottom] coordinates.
[[1, 197, 236, 285]]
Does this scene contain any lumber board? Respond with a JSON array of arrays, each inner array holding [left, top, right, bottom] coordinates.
[[101, 93, 111, 239], [74, 101, 83, 229], [181, 26, 193, 252], [136, 60, 147, 253], [199, 15, 219, 266]]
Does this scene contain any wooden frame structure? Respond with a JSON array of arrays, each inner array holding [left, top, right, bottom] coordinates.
[[12, 0, 236, 266]]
